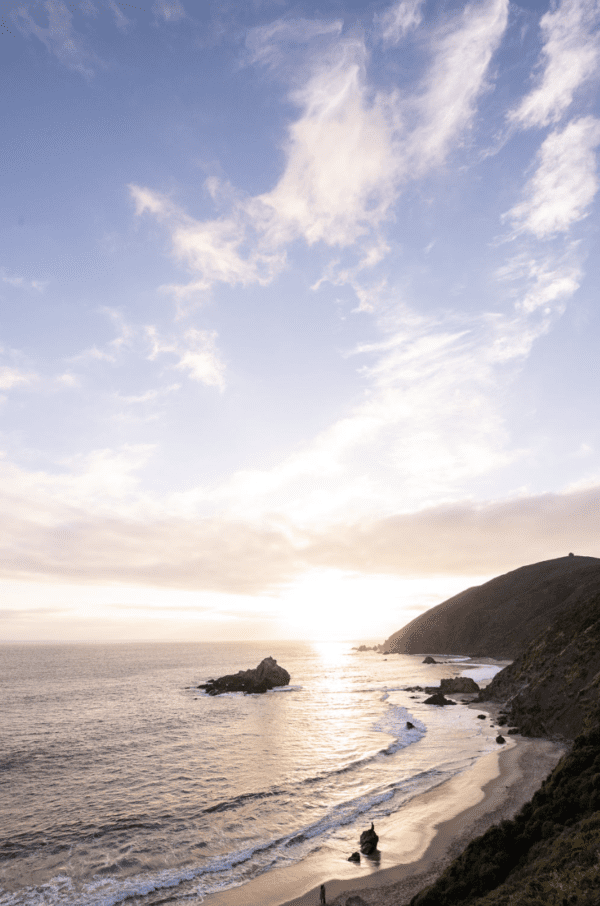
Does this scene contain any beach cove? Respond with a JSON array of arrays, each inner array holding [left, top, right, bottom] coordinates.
[[203, 720, 566, 906]]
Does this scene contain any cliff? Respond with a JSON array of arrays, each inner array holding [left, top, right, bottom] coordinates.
[[481, 583, 600, 740], [382, 555, 600, 658]]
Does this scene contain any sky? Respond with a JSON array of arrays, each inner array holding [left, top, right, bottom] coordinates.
[[1, 0, 600, 643]]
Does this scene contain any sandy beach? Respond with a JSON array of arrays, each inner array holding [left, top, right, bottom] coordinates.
[[202, 708, 566, 906]]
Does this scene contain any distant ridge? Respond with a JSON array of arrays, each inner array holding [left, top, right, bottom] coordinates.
[[382, 555, 600, 659]]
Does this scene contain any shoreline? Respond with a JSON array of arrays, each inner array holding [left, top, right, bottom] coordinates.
[[289, 734, 567, 906], [202, 719, 566, 906]]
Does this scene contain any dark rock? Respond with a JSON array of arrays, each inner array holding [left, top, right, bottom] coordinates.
[[424, 692, 457, 706], [496, 734, 506, 744], [439, 677, 480, 693], [347, 851, 361, 863], [423, 656, 437, 664], [198, 657, 290, 696], [406, 721, 415, 729], [477, 714, 487, 719], [359, 822, 379, 855]]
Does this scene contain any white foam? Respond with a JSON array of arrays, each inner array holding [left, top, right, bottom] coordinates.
[[372, 704, 427, 754]]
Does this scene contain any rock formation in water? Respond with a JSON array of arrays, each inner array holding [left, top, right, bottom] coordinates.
[[438, 677, 480, 694], [381, 555, 600, 658], [423, 692, 456, 706], [359, 822, 379, 855], [198, 657, 290, 695]]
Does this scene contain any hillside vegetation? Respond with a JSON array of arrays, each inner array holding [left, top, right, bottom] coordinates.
[[410, 722, 600, 906], [382, 555, 600, 658], [403, 559, 600, 906], [481, 586, 600, 739]]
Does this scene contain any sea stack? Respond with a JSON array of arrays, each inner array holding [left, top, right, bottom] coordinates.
[[359, 822, 379, 855], [198, 657, 290, 695]]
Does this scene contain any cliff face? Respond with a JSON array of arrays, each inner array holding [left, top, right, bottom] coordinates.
[[481, 586, 600, 740], [382, 555, 600, 659]]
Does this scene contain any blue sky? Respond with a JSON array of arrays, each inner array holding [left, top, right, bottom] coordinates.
[[1, 0, 600, 642]]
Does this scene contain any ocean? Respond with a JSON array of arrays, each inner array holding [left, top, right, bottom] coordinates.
[[0, 640, 503, 906]]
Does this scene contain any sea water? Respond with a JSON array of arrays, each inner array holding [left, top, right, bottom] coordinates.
[[0, 640, 503, 906]]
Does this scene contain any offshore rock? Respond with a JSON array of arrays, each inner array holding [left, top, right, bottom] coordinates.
[[423, 656, 437, 664], [439, 677, 480, 694], [359, 822, 379, 855], [347, 851, 361, 863], [424, 692, 457, 706], [198, 657, 290, 696]]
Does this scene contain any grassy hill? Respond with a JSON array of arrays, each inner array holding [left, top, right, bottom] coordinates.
[[382, 555, 600, 658]]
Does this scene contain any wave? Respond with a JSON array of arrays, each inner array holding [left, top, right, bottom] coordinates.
[[0, 765, 446, 906]]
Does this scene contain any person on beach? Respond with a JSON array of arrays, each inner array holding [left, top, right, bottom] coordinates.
[[320, 883, 326, 904]]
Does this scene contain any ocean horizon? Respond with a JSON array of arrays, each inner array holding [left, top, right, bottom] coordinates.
[[1, 640, 503, 906]]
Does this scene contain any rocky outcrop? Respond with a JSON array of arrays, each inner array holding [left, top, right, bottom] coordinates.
[[424, 692, 456, 706], [480, 586, 600, 740], [439, 677, 480, 694], [359, 823, 379, 855], [198, 657, 290, 696], [423, 656, 437, 664], [381, 556, 600, 658]]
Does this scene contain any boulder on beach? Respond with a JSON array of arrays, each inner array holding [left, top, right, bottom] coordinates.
[[424, 692, 456, 706], [347, 851, 361, 863], [198, 657, 290, 696], [496, 734, 506, 744], [423, 656, 437, 664], [359, 822, 379, 855], [439, 677, 480, 694]]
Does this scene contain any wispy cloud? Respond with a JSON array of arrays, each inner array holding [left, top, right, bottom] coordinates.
[[133, 0, 509, 296], [147, 326, 226, 390], [1, 267, 48, 292], [510, 0, 600, 130], [0, 365, 35, 390], [376, 0, 424, 45], [409, 0, 509, 172], [505, 116, 600, 238], [13, 0, 101, 77], [245, 17, 342, 70], [152, 0, 186, 23]]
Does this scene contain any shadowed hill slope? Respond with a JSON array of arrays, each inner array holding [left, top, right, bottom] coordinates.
[[481, 583, 600, 740], [410, 722, 600, 906], [382, 555, 600, 658]]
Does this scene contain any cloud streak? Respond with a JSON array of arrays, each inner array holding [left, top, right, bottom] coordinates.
[[510, 0, 600, 130], [506, 116, 600, 238]]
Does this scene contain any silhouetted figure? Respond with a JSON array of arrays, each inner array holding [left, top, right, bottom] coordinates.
[[320, 883, 326, 904]]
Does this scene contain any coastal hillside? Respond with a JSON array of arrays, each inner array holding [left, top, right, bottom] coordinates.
[[410, 722, 600, 906], [382, 555, 600, 658], [480, 582, 600, 740], [406, 567, 600, 906]]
